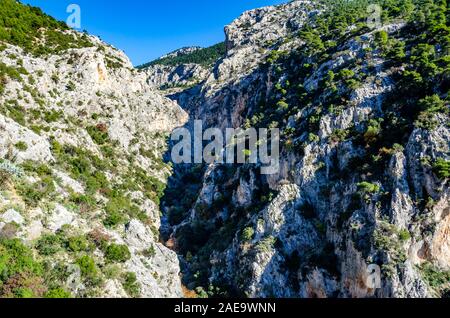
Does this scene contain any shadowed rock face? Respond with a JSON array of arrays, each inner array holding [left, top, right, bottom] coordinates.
[[157, 0, 450, 298]]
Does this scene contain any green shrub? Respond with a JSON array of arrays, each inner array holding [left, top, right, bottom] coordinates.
[[398, 229, 411, 242], [17, 176, 55, 207], [2, 101, 26, 125], [102, 192, 145, 228], [133, 168, 166, 204], [142, 246, 156, 258], [75, 255, 99, 285], [12, 287, 35, 298], [0, 62, 22, 93], [68, 156, 91, 179], [276, 100, 289, 111], [364, 119, 382, 144], [299, 29, 325, 56], [419, 263, 450, 296], [103, 209, 127, 228], [22, 162, 52, 178], [308, 133, 320, 143], [104, 244, 131, 263], [66, 81, 76, 91], [122, 272, 140, 298], [0, 271, 46, 298], [69, 193, 96, 213], [329, 129, 349, 143], [357, 182, 381, 194], [45, 287, 72, 298], [36, 234, 62, 256], [241, 227, 255, 242], [375, 30, 389, 47], [0, 239, 43, 288], [256, 236, 276, 252], [43, 110, 62, 123], [85, 171, 109, 194], [86, 125, 110, 145], [66, 236, 93, 253], [14, 141, 28, 151]]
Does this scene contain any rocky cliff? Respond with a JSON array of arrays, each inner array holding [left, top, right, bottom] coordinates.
[[0, 0, 186, 298], [156, 0, 450, 298]]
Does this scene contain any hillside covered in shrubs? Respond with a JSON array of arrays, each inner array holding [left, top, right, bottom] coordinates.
[[138, 42, 226, 69]]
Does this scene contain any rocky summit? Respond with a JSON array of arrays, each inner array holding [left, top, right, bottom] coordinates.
[[0, 0, 449, 299]]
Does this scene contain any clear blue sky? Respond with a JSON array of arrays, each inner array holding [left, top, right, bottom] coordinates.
[[22, 0, 287, 66]]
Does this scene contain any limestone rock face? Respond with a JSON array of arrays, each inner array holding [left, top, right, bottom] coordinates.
[[1, 209, 24, 225], [143, 64, 209, 93], [0, 114, 54, 164], [1, 0, 449, 300], [0, 29, 186, 298]]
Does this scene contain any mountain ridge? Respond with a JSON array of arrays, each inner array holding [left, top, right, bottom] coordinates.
[[0, 0, 449, 299]]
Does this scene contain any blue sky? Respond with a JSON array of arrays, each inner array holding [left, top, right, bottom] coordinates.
[[22, 0, 287, 66]]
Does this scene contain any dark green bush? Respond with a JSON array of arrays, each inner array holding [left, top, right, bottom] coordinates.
[[14, 141, 28, 151], [104, 244, 131, 263], [241, 227, 255, 242], [357, 182, 381, 194], [0, 239, 43, 289], [433, 158, 450, 180], [86, 125, 110, 145], [17, 176, 55, 207], [419, 263, 450, 296], [75, 255, 100, 285], [66, 236, 93, 253]]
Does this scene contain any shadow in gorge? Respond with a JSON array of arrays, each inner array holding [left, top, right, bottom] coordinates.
[[156, 57, 276, 295]]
